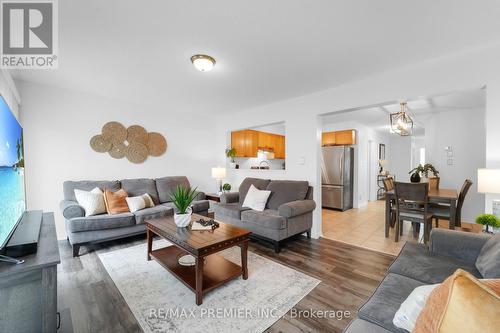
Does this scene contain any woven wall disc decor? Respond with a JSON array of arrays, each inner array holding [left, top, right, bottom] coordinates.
[[90, 135, 112, 153], [108, 142, 128, 159], [147, 132, 167, 156], [90, 122, 167, 163], [126, 141, 148, 164], [102, 121, 127, 144], [126, 125, 148, 144]]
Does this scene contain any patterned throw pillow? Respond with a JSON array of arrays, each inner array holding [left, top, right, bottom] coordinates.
[[413, 269, 500, 333], [74, 187, 106, 217], [141, 193, 155, 208], [103, 189, 130, 215]]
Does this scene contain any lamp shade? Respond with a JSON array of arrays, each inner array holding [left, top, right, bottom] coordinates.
[[211, 167, 226, 179], [477, 169, 500, 194]]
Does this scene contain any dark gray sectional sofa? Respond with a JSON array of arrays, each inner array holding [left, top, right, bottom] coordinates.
[[60, 176, 209, 257], [213, 177, 316, 252], [344, 229, 498, 333]]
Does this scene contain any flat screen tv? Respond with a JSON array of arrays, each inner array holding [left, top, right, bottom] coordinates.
[[0, 95, 25, 251]]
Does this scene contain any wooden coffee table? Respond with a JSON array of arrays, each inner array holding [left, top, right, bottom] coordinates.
[[146, 214, 251, 305]]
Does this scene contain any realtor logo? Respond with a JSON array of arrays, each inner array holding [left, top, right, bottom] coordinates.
[[0, 0, 58, 68]]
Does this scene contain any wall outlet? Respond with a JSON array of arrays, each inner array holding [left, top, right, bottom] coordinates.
[[297, 157, 305, 165]]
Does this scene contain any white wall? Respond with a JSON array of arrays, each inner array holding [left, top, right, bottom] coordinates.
[[18, 80, 220, 239], [0, 70, 20, 119], [425, 107, 486, 221], [389, 136, 412, 181], [216, 43, 500, 238]]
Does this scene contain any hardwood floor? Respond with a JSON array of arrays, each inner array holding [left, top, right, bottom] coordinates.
[[57, 234, 395, 333], [322, 200, 481, 256]]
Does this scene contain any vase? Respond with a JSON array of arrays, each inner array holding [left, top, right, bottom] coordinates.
[[174, 207, 192, 227], [229, 162, 236, 169], [410, 173, 421, 183]]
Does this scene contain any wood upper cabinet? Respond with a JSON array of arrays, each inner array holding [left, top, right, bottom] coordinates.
[[322, 132, 336, 146], [231, 130, 258, 157], [274, 135, 285, 159], [231, 130, 286, 159], [322, 129, 356, 146]]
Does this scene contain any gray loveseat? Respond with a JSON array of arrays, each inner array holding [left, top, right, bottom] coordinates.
[[344, 229, 499, 333], [60, 176, 209, 257], [213, 177, 316, 253]]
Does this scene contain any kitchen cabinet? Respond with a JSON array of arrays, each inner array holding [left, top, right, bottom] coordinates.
[[274, 135, 285, 159], [335, 130, 356, 145], [231, 130, 259, 157], [322, 129, 356, 146], [231, 130, 286, 159], [322, 132, 336, 146]]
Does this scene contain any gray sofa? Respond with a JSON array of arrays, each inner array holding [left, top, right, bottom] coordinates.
[[60, 176, 209, 257], [344, 229, 499, 333], [213, 177, 316, 253]]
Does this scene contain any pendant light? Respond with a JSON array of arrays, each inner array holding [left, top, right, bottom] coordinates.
[[390, 102, 413, 136]]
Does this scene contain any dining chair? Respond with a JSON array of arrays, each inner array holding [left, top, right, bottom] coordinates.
[[394, 182, 434, 244], [383, 177, 397, 231], [431, 179, 473, 228]]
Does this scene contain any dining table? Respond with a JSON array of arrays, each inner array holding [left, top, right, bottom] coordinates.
[[385, 188, 459, 237]]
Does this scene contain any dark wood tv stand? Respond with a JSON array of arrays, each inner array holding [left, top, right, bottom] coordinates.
[[0, 212, 60, 332]]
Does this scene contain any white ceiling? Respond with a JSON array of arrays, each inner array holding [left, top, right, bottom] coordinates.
[[11, 1, 500, 115], [321, 88, 486, 135]]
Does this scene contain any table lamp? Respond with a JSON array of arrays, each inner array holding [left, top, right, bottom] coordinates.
[[211, 167, 226, 194], [477, 168, 500, 217]]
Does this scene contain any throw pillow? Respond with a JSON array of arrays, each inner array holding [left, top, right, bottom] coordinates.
[[393, 283, 439, 331], [142, 193, 155, 208], [125, 196, 146, 213], [242, 184, 271, 211], [413, 269, 500, 333], [475, 233, 500, 278], [104, 189, 130, 215], [74, 187, 106, 217]]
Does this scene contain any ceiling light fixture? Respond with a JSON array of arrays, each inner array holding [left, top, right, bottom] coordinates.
[[390, 102, 413, 136], [191, 54, 216, 72]]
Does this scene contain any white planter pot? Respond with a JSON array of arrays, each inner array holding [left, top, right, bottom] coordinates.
[[229, 162, 236, 169], [174, 207, 192, 227]]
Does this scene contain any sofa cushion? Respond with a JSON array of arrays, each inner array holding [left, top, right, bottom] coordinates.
[[475, 233, 500, 278], [67, 212, 135, 233], [389, 242, 482, 284], [155, 176, 191, 203], [121, 178, 160, 205], [358, 273, 425, 333], [241, 209, 287, 230], [238, 178, 271, 205], [63, 180, 120, 201], [161, 200, 209, 214], [213, 203, 250, 220], [133, 205, 173, 224], [265, 180, 309, 210]]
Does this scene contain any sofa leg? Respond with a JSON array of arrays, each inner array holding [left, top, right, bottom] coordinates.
[[72, 245, 80, 258], [306, 229, 311, 239], [274, 241, 281, 253]]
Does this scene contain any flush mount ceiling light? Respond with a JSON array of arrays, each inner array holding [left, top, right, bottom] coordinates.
[[390, 102, 414, 136], [191, 54, 216, 72]]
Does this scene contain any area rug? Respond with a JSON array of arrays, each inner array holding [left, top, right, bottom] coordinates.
[[98, 240, 320, 333]]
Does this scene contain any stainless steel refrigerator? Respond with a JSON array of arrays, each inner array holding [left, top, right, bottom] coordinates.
[[321, 146, 354, 211]]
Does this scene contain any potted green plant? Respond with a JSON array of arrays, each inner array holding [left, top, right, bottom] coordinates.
[[475, 213, 500, 234], [222, 183, 231, 192], [225, 147, 237, 169], [409, 164, 424, 183], [169, 186, 198, 227], [409, 163, 440, 184]]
